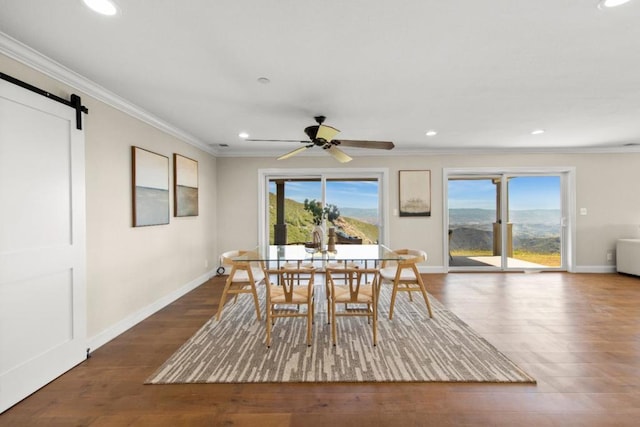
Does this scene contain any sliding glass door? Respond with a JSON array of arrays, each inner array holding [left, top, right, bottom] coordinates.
[[447, 170, 568, 271]]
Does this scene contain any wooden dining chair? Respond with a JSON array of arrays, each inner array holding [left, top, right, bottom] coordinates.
[[326, 265, 379, 346], [215, 250, 265, 321], [324, 260, 361, 323], [265, 264, 316, 347], [379, 249, 433, 320]]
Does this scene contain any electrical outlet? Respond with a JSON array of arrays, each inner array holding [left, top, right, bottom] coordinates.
[[606, 250, 615, 263]]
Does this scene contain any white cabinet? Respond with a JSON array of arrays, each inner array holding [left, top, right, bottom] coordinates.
[[616, 239, 640, 276]]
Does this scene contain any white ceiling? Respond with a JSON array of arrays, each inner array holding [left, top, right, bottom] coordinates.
[[1, 0, 640, 159]]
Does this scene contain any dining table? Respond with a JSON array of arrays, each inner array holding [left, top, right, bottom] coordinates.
[[231, 244, 403, 292], [236, 243, 403, 269]]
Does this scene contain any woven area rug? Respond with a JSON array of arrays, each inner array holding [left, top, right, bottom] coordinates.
[[146, 285, 535, 384]]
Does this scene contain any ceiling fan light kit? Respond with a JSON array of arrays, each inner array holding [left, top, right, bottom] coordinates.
[[82, 0, 119, 16], [247, 115, 395, 163], [598, 0, 632, 8]]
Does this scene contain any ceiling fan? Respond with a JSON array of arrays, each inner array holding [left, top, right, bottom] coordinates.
[[246, 116, 395, 163]]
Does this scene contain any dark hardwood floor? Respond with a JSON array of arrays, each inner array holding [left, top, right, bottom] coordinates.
[[2, 272, 640, 426]]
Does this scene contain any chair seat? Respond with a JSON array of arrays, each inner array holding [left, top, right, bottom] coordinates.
[[325, 261, 361, 269], [269, 285, 312, 304], [333, 285, 374, 303], [282, 262, 315, 269], [380, 266, 417, 281]]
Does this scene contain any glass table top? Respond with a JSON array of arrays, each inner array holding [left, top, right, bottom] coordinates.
[[235, 244, 401, 263]]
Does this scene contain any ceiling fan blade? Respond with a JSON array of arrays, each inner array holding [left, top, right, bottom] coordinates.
[[316, 124, 340, 142], [246, 139, 307, 143], [334, 139, 395, 150], [325, 145, 353, 163], [277, 145, 312, 160]]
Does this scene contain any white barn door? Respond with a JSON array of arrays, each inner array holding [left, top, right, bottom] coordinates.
[[0, 79, 87, 413]]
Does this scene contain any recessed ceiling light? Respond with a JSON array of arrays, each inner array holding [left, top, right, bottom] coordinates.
[[425, 130, 438, 137], [238, 132, 249, 139], [598, 0, 632, 9], [82, 0, 119, 16], [531, 129, 545, 135]]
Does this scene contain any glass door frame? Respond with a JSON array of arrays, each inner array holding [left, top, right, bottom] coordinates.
[[258, 168, 390, 248], [443, 167, 576, 272]]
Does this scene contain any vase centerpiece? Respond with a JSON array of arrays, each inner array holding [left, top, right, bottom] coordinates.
[[303, 199, 341, 252]]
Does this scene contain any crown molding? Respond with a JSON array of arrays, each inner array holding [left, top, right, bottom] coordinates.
[[214, 143, 640, 158], [0, 32, 217, 156]]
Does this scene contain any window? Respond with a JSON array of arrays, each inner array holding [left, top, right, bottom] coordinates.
[[259, 168, 389, 247]]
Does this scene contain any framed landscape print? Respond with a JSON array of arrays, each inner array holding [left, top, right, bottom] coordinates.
[[399, 170, 431, 217], [173, 153, 199, 217], [132, 146, 170, 226]]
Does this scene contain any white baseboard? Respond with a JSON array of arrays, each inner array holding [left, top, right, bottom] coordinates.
[[573, 265, 617, 274], [418, 266, 448, 274], [87, 270, 214, 353], [420, 265, 617, 274]]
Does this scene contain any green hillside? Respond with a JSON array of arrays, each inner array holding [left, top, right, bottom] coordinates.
[[268, 193, 378, 244]]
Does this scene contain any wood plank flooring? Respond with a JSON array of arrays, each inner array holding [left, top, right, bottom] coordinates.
[[1, 272, 640, 426]]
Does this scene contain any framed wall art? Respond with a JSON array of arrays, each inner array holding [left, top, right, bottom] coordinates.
[[173, 153, 199, 217], [131, 146, 170, 226], [399, 170, 431, 217]]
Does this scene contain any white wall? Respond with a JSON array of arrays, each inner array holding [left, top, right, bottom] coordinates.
[[216, 152, 640, 271], [1, 54, 218, 347], [83, 100, 218, 343]]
